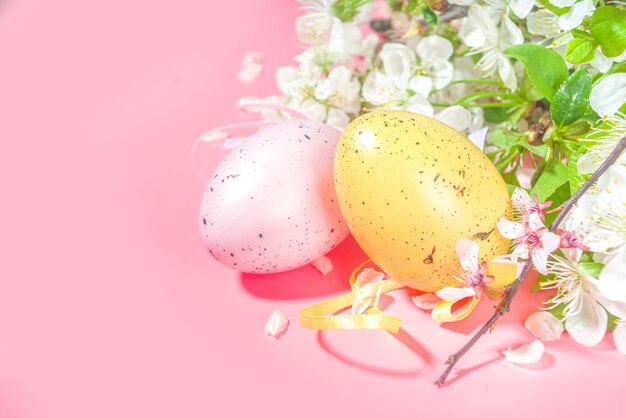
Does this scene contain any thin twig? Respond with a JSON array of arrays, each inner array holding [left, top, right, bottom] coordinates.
[[435, 135, 626, 387]]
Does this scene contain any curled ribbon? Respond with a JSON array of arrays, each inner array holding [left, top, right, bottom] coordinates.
[[299, 260, 405, 333]]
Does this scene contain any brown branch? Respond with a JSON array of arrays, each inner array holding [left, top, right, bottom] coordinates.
[[435, 135, 626, 387]]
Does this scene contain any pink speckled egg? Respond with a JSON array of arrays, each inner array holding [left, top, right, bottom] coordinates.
[[199, 119, 349, 274]]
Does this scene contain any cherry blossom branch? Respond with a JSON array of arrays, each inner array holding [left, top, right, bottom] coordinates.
[[435, 135, 626, 387]]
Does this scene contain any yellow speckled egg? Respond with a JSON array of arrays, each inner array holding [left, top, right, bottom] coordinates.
[[334, 110, 510, 292]]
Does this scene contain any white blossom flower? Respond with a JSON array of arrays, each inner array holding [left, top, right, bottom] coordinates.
[[459, 5, 524, 90], [589, 73, 626, 118], [615, 322, 626, 355], [596, 246, 626, 305], [526, 8, 572, 48], [431, 239, 519, 322], [548, 0, 595, 31], [543, 253, 626, 347], [577, 112, 626, 175], [567, 165, 626, 253], [415, 35, 455, 89], [485, 0, 535, 20]]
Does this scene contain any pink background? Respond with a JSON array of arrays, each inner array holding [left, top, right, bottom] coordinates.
[[0, 1, 623, 417]]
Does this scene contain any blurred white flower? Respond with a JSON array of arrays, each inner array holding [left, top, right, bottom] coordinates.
[[362, 43, 434, 115], [275, 61, 361, 128], [567, 165, 626, 253], [362, 36, 457, 116], [459, 5, 524, 90], [296, 0, 337, 45], [577, 112, 626, 175]]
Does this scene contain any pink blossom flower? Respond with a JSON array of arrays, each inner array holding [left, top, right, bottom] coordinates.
[[431, 239, 519, 323], [497, 211, 560, 275], [511, 188, 552, 222]]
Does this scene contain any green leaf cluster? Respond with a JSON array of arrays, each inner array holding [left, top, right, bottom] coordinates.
[[565, 6, 626, 64]]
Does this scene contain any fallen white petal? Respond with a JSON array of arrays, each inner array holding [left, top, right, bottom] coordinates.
[[525, 311, 564, 341], [264, 310, 289, 339], [311, 255, 333, 276], [502, 340, 545, 364], [354, 267, 385, 288], [614, 322, 626, 355], [352, 282, 382, 315], [411, 293, 441, 310]]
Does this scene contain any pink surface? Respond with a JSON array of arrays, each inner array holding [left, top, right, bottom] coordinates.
[[0, 1, 623, 417]]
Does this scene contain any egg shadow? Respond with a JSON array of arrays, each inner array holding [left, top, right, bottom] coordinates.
[[239, 235, 369, 300]]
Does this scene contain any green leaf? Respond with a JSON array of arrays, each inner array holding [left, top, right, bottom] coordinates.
[[563, 143, 586, 194], [484, 107, 510, 124], [423, 7, 437, 24], [550, 69, 592, 128], [571, 29, 594, 41], [608, 312, 619, 332], [490, 128, 519, 148], [331, 0, 374, 22], [566, 39, 597, 64], [544, 182, 571, 226], [535, 0, 567, 16], [589, 6, 626, 58], [519, 142, 549, 158], [530, 161, 570, 202], [504, 45, 569, 101], [577, 262, 605, 278]]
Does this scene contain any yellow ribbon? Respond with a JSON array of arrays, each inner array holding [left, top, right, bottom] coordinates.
[[299, 260, 405, 333]]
